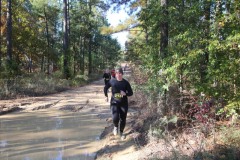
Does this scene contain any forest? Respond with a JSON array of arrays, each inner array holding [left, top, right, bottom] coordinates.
[[0, 0, 240, 159], [0, 0, 122, 98]]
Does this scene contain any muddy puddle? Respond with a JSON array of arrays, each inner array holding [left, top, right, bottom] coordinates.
[[0, 109, 106, 160]]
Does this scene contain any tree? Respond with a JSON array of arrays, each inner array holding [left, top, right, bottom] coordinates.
[[128, 0, 240, 114], [88, 0, 93, 74], [6, 0, 12, 73], [160, 0, 168, 59], [0, 0, 121, 79], [63, 0, 70, 79], [0, 0, 2, 67]]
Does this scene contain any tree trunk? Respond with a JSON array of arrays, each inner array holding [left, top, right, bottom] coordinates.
[[200, 0, 211, 83], [145, 0, 148, 44], [88, 0, 92, 75], [63, 0, 70, 79], [73, 42, 77, 75], [82, 36, 86, 74], [44, 7, 50, 75], [6, 0, 12, 68], [160, 0, 168, 59], [67, 0, 70, 37], [0, 0, 2, 68], [80, 35, 84, 74], [88, 35, 92, 74], [160, 0, 168, 114]]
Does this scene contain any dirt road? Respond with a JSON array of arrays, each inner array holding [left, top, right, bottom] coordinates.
[[0, 77, 141, 160], [0, 79, 108, 113]]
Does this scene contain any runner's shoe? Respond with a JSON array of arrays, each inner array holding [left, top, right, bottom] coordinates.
[[113, 127, 118, 136], [120, 132, 126, 140]]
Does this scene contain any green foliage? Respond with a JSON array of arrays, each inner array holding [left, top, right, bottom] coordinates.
[[126, 0, 240, 119], [149, 115, 178, 138], [0, 73, 68, 99], [70, 74, 88, 87], [0, 71, 101, 99], [0, 60, 21, 78], [218, 100, 240, 118], [0, 0, 120, 79]]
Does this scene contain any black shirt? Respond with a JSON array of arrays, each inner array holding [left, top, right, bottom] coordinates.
[[104, 78, 133, 105], [103, 73, 111, 80]]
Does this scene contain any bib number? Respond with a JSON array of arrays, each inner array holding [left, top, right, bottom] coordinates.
[[113, 93, 123, 103]]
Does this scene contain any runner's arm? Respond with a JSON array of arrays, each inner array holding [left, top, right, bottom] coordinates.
[[126, 82, 133, 96]]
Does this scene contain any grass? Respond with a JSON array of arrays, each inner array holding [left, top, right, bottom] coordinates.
[[0, 72, 102, 100]]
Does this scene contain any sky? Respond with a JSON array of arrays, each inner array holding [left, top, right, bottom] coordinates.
[[106, 8, 129, 50]]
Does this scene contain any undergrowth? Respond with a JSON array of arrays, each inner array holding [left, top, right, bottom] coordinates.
[[0, 72, 101, 100], [130, 64, 240, 160]]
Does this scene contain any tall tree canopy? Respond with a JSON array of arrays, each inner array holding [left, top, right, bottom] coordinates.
[[0, 0, 121, 78], [107, 0, 240, 115]]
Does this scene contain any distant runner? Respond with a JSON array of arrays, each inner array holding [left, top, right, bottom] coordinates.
[[111, 69, 116, 78], [103, 69, 111, 85], [104, 67, 133, 140]]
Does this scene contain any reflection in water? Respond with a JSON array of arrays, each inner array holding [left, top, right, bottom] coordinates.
[[0, 109, 106, 160], [0, 140, 8, 147]]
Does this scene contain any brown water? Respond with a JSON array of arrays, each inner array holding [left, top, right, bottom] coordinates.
[[0, 109, 106, 160]]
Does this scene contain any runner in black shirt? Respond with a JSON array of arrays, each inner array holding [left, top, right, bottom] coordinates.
[[103, 69, 111, 85], [104, 67, 133, 139]]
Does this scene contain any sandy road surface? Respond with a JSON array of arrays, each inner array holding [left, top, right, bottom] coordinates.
[[0, 79, 109, 115], [0, 77, 141, 160]]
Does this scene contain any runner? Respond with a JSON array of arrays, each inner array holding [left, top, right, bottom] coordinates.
[[111, 69, 116, 78], [104, 67, 133, 140], [103, 69, 111, 85]]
